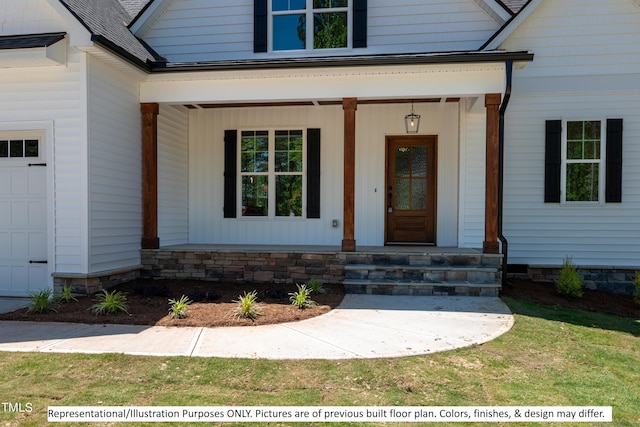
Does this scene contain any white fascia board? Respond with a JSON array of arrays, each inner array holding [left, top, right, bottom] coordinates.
[[45, 0, 92, 47], [0, 39, 66, 68], [483, 0, 543, 50], [130, 0, 174, 36], [474, 0, 513, 24], [140, 63, 506, 104]]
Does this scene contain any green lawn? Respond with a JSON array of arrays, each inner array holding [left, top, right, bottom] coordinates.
[[1, 298, 638, 426]]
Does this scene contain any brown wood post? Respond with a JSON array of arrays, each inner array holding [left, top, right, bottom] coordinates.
[[141, 103, 160, 249], [342, 98, 357, 252], [483, 93, 501, 254]]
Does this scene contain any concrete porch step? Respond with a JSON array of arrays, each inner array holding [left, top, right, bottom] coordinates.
[[344, 264, 499, 284], [343, 279, 501, 297]]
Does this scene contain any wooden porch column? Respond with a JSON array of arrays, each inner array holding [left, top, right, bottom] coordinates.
[[342, 97, 357, 252], [141, 103, 160, 249], [483, 93, 501, 254]]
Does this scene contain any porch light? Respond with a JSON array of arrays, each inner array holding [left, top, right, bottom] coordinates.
[[404, 101, 421, 134]]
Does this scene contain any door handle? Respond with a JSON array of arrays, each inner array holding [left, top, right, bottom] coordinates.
[[387, 186, 393, 213]]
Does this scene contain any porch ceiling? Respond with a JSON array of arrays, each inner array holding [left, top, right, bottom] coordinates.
[[140, 62, 507, 105]]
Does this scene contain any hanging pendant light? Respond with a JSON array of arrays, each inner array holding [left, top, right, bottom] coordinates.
[[404, 100, 421, 134]]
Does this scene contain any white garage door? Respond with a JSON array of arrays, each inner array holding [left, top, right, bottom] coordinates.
[[0, 137, 48, 297]]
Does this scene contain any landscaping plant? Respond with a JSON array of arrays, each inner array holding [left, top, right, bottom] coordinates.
[[555, 256, 583, 297], [289, 284, 317, 309], [230, 290, 262, 321], [57, 282, 78, 303], [26, 289, 58, 314], [168, 295, 192, 319], [306, 278, 326, 294], [90, 289, 129, 315]]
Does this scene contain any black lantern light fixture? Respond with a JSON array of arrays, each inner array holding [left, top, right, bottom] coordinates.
[[404, 100, 420, 134]]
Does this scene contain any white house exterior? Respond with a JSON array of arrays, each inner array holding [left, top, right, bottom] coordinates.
[[0, 0, 638, 297]]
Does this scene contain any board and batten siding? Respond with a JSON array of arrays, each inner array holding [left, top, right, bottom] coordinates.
[[158, 104, 189, 246], [499, 0, 640, 267], [134, 0, 502, 63], [87, 55, 143, 273], [187, 102, 463, 247]]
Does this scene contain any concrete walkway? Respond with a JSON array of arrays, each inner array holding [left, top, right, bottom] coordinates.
[[0, 295, 513, 359]]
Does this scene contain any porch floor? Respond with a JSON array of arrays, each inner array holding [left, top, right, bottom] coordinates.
[[159, 244, 485, 255]]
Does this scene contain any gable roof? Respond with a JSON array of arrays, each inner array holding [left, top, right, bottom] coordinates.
[[57, 0, 530, 73], [117, 0, 150, 19], [481, 0, 537, 50], [501, 0, 528, 13], [58, 0, 161, 68]]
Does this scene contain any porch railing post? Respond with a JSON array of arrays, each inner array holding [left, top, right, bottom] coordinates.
[[342, 97, 357, 252], [141, 102, 160, 249], [483, 93, 501, 254]]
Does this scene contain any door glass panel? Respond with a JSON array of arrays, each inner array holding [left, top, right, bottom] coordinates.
[[411, 178, 427, 209], [395, 178, 410, 210], [395, 147, 410, 178], [412, 146, 427, 177]]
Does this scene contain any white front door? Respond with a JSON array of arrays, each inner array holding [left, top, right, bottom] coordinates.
[[0, 137, 48, 297]]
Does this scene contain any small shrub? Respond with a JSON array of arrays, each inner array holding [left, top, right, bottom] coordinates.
[[289, 284, 317, 310], [168, 295, 192, 319], [90, 290, 129, 315], [633, 272, 640, 306], [555, 256, 583, 297], [307, 278, 327, 294], [230, 291, 262, 321], [57, 282, 78, 303], [27, 289, 58, 314]]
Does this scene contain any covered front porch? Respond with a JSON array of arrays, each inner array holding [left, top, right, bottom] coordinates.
[[137, 52, 532, 283]]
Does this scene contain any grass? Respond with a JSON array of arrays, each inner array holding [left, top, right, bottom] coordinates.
[[0, 298, 638, 426]]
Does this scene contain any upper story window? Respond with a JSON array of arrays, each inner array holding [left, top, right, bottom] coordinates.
[[271, 0, 349, 51]]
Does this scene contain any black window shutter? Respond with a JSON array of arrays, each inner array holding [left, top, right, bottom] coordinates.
[[606, 118, 623, 203], [353, 0, 367, 48], [307, 128, 321, 218], [254, 0, 268, 53], [224, 130, 238, 218], [544, 120, 562, 203]]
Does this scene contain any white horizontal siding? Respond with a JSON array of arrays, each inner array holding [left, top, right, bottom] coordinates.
[[500, 0, 640, 78], [503, 90, 640, 267], [0, 0, 68, 35], [136, 0, 501, 62], [87, 55, 142, 273], [189, 102, 462, 247], [158, 104, 189, 246], [459, 103, 486, 249], [0, 48, 85, 275]]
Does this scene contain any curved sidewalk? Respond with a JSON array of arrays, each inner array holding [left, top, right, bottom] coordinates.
[[0, 295, 513, 360]]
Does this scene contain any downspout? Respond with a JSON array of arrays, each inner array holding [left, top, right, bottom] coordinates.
[[498, 60, 513, 287]]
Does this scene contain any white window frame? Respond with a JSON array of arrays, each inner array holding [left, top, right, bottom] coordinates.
[[560, 118, 606, 205], [0, 131, 43, 165], [238, 128, 306, 219], [269, 0, 352, 52]]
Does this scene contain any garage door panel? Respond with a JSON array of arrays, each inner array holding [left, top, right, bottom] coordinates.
[[28, 168, 46, 195], [0, 136, 47, 296], [10, 168, 28, 195]]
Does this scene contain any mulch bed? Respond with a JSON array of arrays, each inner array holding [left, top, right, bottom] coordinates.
[[0, 278, 637, 327], [501, 278, 639, 318]]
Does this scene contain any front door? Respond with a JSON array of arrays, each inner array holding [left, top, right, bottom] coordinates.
[[386, 136, 437, 244]]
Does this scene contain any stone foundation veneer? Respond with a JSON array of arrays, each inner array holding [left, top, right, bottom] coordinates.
[[508, 265, 637, 295], [141, 249, 347, 284], [53, 266, 141, 295]]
